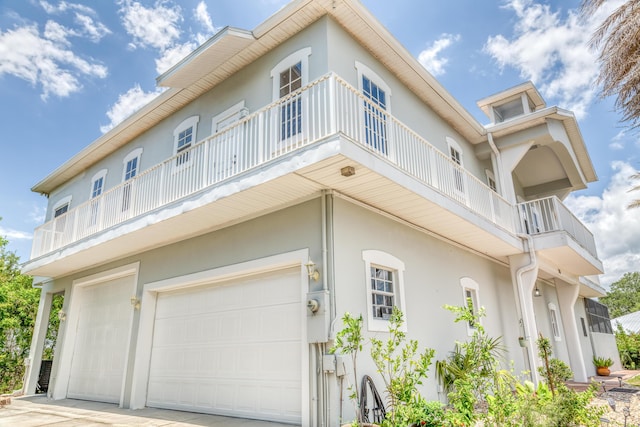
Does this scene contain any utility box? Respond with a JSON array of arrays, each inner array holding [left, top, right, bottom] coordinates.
[[306, 290, 330, 343]]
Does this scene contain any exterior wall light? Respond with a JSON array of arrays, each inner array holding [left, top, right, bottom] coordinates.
[[341, 166, 356, 177], [534, 286, 541, 297], [130, 296, 141, 310], [305, 259, 320, 281]]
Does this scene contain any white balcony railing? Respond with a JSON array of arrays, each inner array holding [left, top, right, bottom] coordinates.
[[518, 196, 598, 259], [31, 73, 518, 259]]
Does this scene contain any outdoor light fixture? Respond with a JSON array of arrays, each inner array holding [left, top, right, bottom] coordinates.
[[534, 286, 541, 297], [305, 258, 320, 281], [340, 166, 356, 177], [57, 310, 66, 322], [130, 296, 141, 310]]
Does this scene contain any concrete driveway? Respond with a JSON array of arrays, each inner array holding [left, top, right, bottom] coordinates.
[[0, 395, 299, 426]]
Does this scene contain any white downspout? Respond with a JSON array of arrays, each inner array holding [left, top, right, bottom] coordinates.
[[516, 233, 541, 385]]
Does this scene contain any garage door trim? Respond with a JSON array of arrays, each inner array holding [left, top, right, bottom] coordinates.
[[130, 249, 310, 424]]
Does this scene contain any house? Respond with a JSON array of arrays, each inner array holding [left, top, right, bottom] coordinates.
[[22, 0, 618, 425]]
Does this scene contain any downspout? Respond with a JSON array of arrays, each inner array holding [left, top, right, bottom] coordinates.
[[516, 233, 539, 384]]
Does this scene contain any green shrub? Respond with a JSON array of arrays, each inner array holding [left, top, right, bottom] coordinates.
[[615, 323, 640, 369]]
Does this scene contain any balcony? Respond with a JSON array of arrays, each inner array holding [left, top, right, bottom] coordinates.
[[518, 197, 603, 275], [25, 73, 598, 277]]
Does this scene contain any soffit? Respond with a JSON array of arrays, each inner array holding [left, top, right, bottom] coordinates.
[[33, 0, 486, 194]]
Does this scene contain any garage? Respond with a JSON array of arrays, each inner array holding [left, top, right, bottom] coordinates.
[[146, 267, 303, 424], [66, 275, 134, 403]]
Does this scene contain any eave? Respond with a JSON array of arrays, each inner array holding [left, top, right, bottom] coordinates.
[[31, 0, 486, 195]]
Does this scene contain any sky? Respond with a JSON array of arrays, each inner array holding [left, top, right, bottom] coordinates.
[[0, 0, 638, 288]]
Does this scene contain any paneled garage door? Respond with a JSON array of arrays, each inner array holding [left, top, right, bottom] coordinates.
[[67, 276, 133, 403], [146, 268, 303, 424]]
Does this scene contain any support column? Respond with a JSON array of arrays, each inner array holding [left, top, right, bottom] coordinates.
[[555, 279, 587, 382], [509, 252, 542, 385], [24, 283, 53, 395]]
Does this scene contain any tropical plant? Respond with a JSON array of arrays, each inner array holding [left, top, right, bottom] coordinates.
[[582, 0, 640, 130], [592, 355, 614, 368], [330, 312, 365, 424], [537, 334, 572, 395], [369, 307, 435, 427]]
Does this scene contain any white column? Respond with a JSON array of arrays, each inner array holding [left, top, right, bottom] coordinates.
[[509, 252, 542, 386], [555, 280, 588, 382], [24, 284, 53, 395]]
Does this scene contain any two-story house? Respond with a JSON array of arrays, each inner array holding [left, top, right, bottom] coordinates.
[[22, 0, 617, 425]]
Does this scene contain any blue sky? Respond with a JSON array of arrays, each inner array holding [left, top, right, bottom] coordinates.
[[0, 0, 637, 287]]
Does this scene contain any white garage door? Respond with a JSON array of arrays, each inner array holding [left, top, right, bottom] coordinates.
[[67, 276, 133, 403], [147, 268, 303, 424]]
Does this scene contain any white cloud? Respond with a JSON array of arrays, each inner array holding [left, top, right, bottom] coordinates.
[[0, 24, 107, 99], [565, 161, 640, 287], [194, 1, 216, 37], [40, 1, 96, 16], [609, 130, 626, 150], [74, 13, 111, 42], [155, 41, 197, 75], [417, 33, 460, 76], [119, 0, 182, 51], [100, 84, 164, 133], [0, 226, 32, 241], [483, 0, 625, 119]]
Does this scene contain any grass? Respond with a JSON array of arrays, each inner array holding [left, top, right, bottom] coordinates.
[[627, 374, 640, 386]]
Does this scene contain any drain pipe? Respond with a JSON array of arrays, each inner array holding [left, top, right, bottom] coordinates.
[[515, 233, 540, 385]]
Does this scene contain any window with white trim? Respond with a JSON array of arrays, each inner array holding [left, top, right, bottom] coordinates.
[[173, 116, 199, 166], [52, 195, 72, 245], [53, 195, 72, 218], [485, 169, 497, 192], [460, 277, 481, 336], [548, 303, 561, 341], [356, 62, 391, 154], [89, 169, 107, 226], [122, 148, 142, 212], [211, 102, 247, 181], [271, 48, 311, 145], [447, 137, 465, 194], [362, 250, 406, 332]]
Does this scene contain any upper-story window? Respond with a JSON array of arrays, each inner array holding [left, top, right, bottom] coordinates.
[[356, 62, 392, 155], [174, 116, 199, 166], [485, 169, 497, 192], [271, 48, 311, 145], [122, 148, 142, 212], [53, 195, 72, 218], [460, 277, 481, 336], [447, 137, 465, 194], [89, 169, 107, 226], [362, 250, 406, 332]]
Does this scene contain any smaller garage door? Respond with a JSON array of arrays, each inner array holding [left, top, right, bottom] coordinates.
[[67, 276, 133, 403], [147, 268, 302, 424]]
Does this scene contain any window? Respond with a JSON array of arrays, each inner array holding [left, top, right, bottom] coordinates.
[[54, 203, 69, 218], [356, 62, 391, 155], [460, 277, 480, 336], [580, 317, 588, 337], [447, 137, 465, 195], [363, 250, 406, 332], [52, 195, 72, 245], [585, 298, 613, 334], [548, 303, 561, 341], [89, 169, 107, 226], [211, 102, 247, 181], [271, 48, 311, 145], [173, 116, 199, 166], [485, 169, 497, 192], [122, 148, 143, 212]]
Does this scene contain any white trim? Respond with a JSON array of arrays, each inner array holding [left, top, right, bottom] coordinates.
[[485, 169, 496, 192], [362, 249, 406, 332], [211, 101, 247, 134], [460, 277, 481, 337], [52, 262, 140, 407], [446, 137, 464, 166], [270, 47, 312, 101], [89, 169, 108, 198], [130, 250, 310, 425], [173, 115, 200, 154], [355, 60, 392, 102], [52, 195, 73, 215], [122, 148, 143, 181]]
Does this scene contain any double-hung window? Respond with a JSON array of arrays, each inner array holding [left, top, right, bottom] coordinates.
[[363, 250, 406, 332], [122, 148, 142, 212], [271, 48, 311, 149], [174, 116, 199, 167], [356, 62, 391, 155], [447, 137, 465, 196]]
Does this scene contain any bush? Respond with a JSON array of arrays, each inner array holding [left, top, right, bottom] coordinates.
[[615, 323, 640, 369]]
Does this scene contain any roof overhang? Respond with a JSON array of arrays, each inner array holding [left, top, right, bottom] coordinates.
[[477, 81, 545, 119], [31, 0, 487, 195]]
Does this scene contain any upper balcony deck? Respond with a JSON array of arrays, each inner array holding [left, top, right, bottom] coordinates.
[[24, 74, 601, 278]]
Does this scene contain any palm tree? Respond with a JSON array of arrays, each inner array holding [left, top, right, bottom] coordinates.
[[629, 172, 640, 209], [582, 0, 640, 128]]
